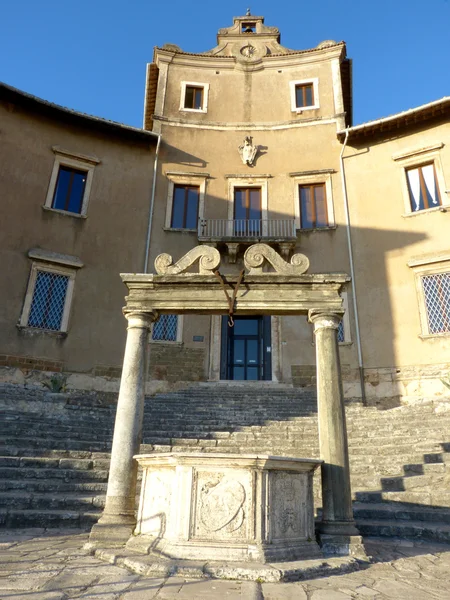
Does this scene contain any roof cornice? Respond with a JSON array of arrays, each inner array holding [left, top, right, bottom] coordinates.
[[0, 82, 159, 142], [338, 97, 450, 142]]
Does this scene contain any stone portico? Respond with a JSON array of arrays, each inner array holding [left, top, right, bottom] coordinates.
[[89, 244, 364, 559]]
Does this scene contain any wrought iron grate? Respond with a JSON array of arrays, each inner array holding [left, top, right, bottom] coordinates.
[[337, 321, 345, 343], [422, 273, 450, 334], [152, 314, 178, 341], [28, 271, 69, 331]]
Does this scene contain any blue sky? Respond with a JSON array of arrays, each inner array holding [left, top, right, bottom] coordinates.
[[2, 0, 449, 128]]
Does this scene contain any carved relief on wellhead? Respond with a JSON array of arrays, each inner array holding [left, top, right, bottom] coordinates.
[[244, 243, 309, 275], [155, 245, 221, 275]]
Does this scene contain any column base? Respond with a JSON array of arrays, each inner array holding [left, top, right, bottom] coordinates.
[[317, 520, 366, 557], [319, 534, 366, 558], [87, 513, 136, 549]]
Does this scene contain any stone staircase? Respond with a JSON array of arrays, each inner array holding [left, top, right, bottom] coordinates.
[[1, 382, 449, 545]]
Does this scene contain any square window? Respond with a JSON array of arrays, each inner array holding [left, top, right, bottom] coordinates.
[[44, 147, 99, 217], [180, 82, 209, 113], [52, 166, 88, 214], [152, 314, 178, 342], [421, 272, 450, 334], [171, 185, 199, 229], [184, 86, 203, 110], [299, 183, 328, 229], [20, 261, 78, 333], [290, 79, 319, 112], [295, 83, 314, 108], [27, 271, 69, 331], [406, 163, 442, 212]]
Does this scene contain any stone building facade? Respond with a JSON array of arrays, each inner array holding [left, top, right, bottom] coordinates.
[[1, 14, 449, 402]]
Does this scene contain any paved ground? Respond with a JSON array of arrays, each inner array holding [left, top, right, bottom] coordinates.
[[0, 531, 450, 599]]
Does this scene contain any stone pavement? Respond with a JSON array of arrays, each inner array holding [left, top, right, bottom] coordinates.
[[0, 531, 450, 599]]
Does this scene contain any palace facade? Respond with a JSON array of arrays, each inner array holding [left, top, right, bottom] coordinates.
[[1, 14, 449, 402]]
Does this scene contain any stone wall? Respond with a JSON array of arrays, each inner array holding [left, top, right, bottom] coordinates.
[[149, 344, 206, 383], [0, 353, 63, 372]]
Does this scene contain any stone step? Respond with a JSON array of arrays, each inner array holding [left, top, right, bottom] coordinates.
[[0, 478, 108, 494], [354, 489, 450, 507], [0, 456, 109, 470], [0, 491, 106, 511], [0, 508, 101, 529], [0, 437, 111, 452], [0, 466, 109, 482], [352, 502, 450, 524], [356, 518, 450, 544]]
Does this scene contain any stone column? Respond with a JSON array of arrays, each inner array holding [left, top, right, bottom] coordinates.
[[89, 310, 157, 547], [308, 309, 364, 556]]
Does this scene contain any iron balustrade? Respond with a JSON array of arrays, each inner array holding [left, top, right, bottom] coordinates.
[[198, 219, 296, 240]]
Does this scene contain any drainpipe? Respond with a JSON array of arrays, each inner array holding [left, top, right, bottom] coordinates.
[[144, 134, 161, 273], [340, 129, 366, 404]]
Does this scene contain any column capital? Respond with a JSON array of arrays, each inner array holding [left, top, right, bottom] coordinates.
[[308, 309, 344, 332], [123, 310, 159, 330]]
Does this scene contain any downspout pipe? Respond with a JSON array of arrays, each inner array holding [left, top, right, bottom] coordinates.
[[144, 134, 161, 273], [340, 129, 366, 404]]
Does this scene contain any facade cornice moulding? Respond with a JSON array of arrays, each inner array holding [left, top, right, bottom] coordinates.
[[407, 252, 450, 268], [52, 146, 100, 165], [165, 171, 210, 178], [28, 248, 84, 269], [154, 114, 337, 132], [225, 174, 273, 178], [289, 169, 336, 177], [392, 142, 444, 162]]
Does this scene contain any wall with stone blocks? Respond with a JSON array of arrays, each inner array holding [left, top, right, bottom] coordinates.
[[149, 344, 206, 383]]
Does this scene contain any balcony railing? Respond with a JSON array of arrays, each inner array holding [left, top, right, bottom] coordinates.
[[198, 219, 297, 241]]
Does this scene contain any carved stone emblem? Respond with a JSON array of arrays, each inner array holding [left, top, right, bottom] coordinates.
[[244, 243, 309, 275], [238, 136, 258, 166], [240, 44, 256, 59], [199, 476, 246, 534], [155, 245, 221, 275]]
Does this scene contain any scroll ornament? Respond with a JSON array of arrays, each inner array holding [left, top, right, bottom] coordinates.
[[154, 245, 221, 275], [244, 243, 309, 275]]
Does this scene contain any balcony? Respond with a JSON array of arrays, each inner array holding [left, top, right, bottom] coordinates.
[[198, 219, 297, 262]]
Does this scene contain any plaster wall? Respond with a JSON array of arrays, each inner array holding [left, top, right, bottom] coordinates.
[[343, 120, 450, 371], [0, 99, 156, 373]]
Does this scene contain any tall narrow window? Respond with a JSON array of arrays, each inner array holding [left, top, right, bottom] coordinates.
[[295, 83, 314, 108], [422, 273, 450, 334], [406, 163, 441, 212], [171, 185, 199, 229], [184, 86, 203, 110], [152, 315, 178, 342], [234, 187, 261, 236], [299, 183, 328, 229], [52, 166, 87, 214]]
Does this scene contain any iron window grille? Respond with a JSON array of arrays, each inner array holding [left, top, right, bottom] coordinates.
[[152, 314, 178, 342], [27, 271, 69, 331], [422, 273, 450, 334]]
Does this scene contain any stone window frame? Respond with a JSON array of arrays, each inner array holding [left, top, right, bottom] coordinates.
[[392, 143, 449, 217], [179, 81, 210, 114], [289, 78, 320, 113], [164, 172, 208, 232], [43, 146, 100, 218], [291, 171, 335, 231], [19, 249, 84, 335], [407, 253, 450, 338], [150, 315, 184, 345]]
